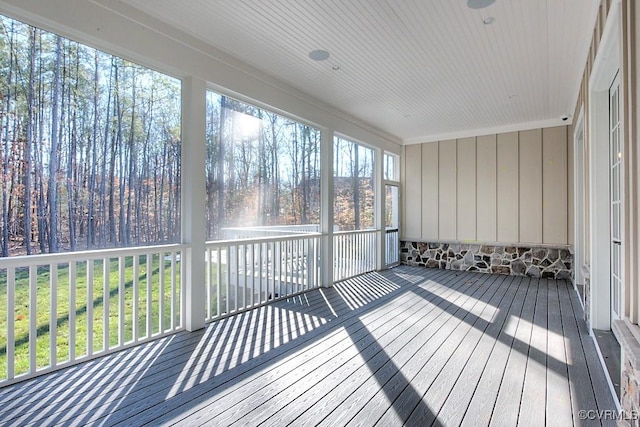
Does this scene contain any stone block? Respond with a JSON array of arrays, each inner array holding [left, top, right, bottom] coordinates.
[[532, 248, 547, 259], [426, 259, 439, 268], [511, 259, 526, 275], [526, 265, 541, 278], [492, 265, 510, 275]]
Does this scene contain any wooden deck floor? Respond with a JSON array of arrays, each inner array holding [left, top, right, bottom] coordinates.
[[0, 266, 617, 426]]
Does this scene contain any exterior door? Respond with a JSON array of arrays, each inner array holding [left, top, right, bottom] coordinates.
[[384, 184, 399, 266], [609, 71, 622, 320]]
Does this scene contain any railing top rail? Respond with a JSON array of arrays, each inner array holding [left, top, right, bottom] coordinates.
[[0, 243, 186, 268], [222, 224, 319, 231], [206, 232, 322, 247], [226, 229, 316, 235], [333, 229, 378, 236]]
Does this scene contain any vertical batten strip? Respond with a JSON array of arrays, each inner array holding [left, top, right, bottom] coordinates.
[[50, 263, 58, 368], [7, 267, 15, 379], [69, 262, 76, 362], [29, 265, 36, 374]]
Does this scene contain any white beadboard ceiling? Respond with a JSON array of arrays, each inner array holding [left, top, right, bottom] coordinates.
[[119, 0, 599, 144]]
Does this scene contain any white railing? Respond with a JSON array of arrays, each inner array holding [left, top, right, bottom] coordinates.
[[205, 233, 320, 321], [0, 226, 397, 386], [0, 244, 184, 386], [386, 228, 400, 266], [333, 229, 377, 282]]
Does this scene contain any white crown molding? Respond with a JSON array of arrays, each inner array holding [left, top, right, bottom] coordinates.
[[402, 118, 571, 145]]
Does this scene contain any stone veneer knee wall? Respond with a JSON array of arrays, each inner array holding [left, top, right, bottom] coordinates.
[[400, 241, 573, 280]]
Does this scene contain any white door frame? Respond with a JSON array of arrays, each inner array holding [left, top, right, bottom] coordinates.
[[588, 0, 622, 330], [573, 107, 585, 298]]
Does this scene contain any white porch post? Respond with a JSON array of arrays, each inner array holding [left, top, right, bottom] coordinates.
[[181, 76, 207, 331], [320, 129, 334, 287], [375, 147, 385, 270]]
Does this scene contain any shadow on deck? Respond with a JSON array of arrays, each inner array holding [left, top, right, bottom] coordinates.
[[0, 266, 617, 426]]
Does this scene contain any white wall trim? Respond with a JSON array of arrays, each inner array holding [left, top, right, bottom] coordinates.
[[587, 0, 622, 330], [403, 118, 567, 146], [573, 106, 586, 290]]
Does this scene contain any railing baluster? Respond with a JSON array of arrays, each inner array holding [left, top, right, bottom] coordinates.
[[133, 255, 139, 342], [216, 247, 221, 317], [87, 260, 94, 357], [29, 265, 36, 374], [146, 253, 152, 338], [118, 256, 125, 346], [103, 258, 109, 351], [272, 241, 277, 299], [206, 247, 211, 319], [7, 267, 15, 380], [259, 243, 264, 304], [171, 251, 176, 330], [159, 252, 165, 333], [242, 244, 247, 310], [279, 241, 283, 298], [50, 263, 58, 368], [226, 245, 231, 314], [69, 261, 76, 361]]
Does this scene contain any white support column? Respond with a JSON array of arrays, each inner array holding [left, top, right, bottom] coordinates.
[[375, 147, 385, 270], [181, 76, 207, 331], [320, 129, 334, 287]]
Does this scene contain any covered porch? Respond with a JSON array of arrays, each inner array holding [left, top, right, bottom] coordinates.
[[0, 267, 616, 426]]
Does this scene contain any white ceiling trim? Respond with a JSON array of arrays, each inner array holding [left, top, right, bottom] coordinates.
[[403, 118, 570, 145]]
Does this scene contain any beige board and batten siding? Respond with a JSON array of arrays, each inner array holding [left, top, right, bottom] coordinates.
[[401, 126, 569, 245]]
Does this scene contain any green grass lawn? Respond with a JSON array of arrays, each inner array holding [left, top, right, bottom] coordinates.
[[0, 254, 182, 380]]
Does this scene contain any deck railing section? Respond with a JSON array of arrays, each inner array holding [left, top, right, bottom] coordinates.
[[205, 233, 320, 321], [0, 225, 398, 386], [333, 229, 377, 282], [0, 244, 184, 385]]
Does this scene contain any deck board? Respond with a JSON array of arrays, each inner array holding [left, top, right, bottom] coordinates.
[[0, 266, 617, 427]]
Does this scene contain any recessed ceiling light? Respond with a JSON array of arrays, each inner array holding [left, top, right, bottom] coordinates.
[[483, 16, 495, 25], [309, 50, 330, 61], [467, 0, 496, 9]]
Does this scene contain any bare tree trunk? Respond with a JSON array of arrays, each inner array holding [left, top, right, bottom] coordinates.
[[1, 21, 15, 256], [48, 35, 62, 253], [99, 58, 114, 247], [23, 27, 37, 255], [87, 51, 100, 248]]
